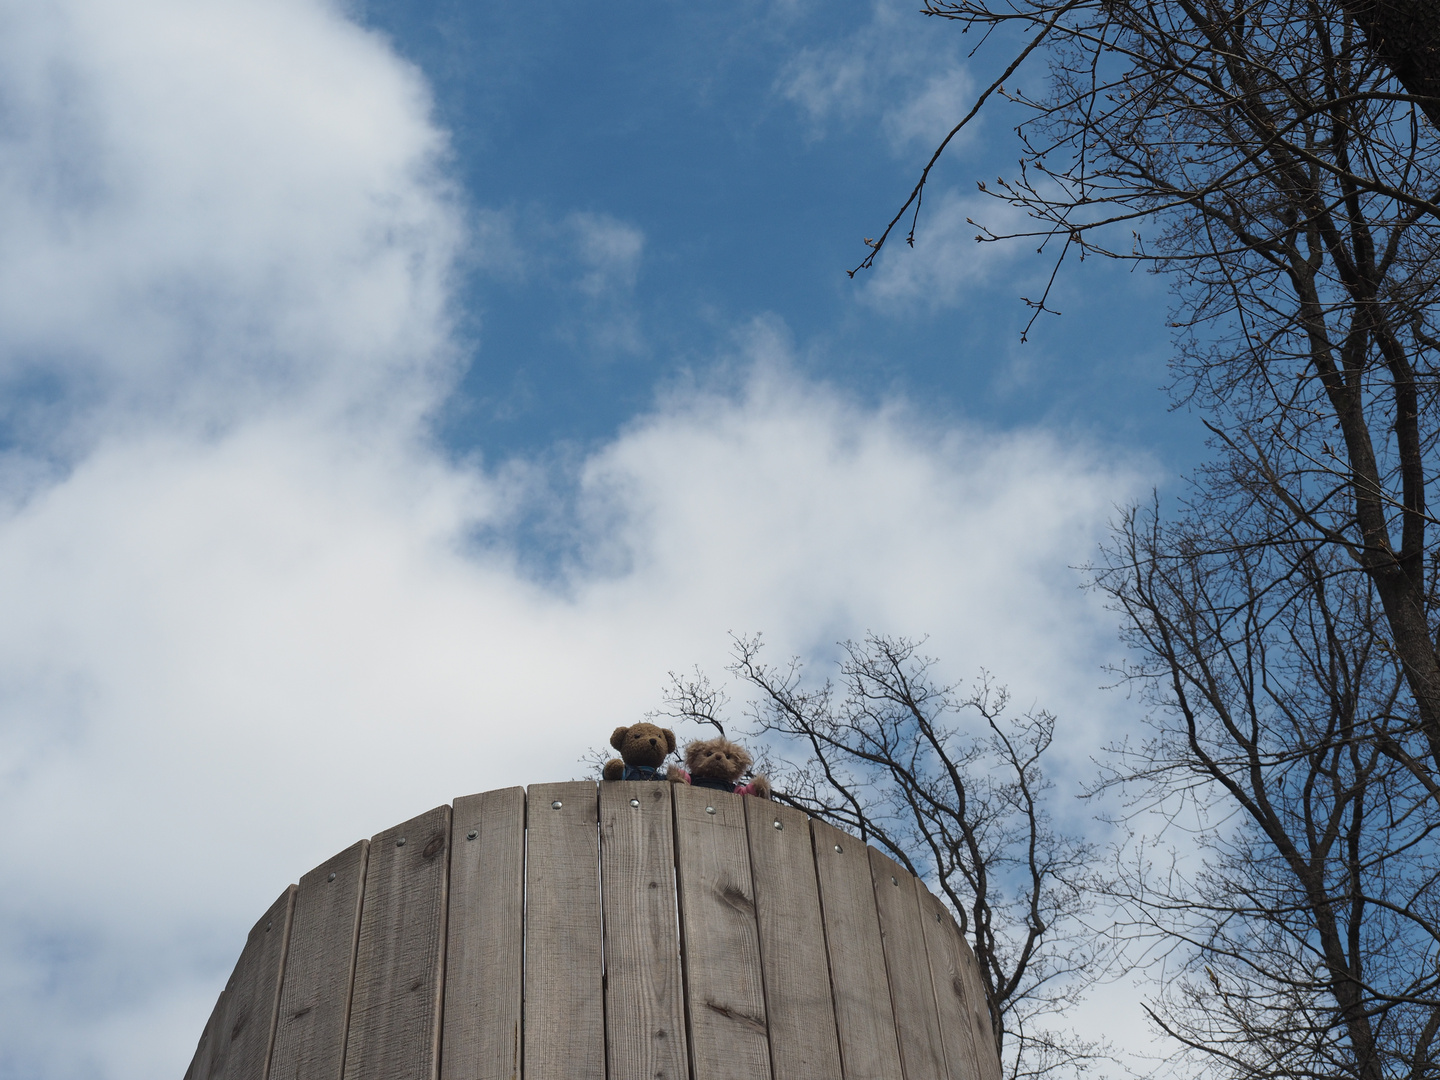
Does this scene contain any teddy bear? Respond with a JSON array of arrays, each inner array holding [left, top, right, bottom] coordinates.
[[603, 722, 678, 781], [667, 736, 772, 799]]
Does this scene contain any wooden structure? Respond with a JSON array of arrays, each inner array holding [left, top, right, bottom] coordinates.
[[184, 782, 1003, 1080]]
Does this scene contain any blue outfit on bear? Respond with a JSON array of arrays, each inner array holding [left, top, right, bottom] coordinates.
[[621, 763, 667, 781]]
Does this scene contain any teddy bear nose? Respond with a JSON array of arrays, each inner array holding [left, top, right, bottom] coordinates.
[[648, 738, 657, 746]]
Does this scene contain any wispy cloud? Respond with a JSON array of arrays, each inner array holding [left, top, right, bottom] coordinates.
[[776, 0, 979, 155], [469, 205, 648, 355], [882, 66, 975, 151], [569, 212, 646, 298], [858, 188, 1039, 311]]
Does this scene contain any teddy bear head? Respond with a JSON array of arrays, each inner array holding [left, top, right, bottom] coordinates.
[[609, 722, 677, 768], [683, 736, 753, 783]]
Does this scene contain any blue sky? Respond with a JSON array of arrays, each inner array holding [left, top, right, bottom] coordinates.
[[358, 0, 1190, 462], [0, 1, 1188, 1076]]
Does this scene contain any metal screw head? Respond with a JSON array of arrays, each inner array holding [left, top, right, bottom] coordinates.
[[772, 820, 783, 830], [629, 798, 640, 808], [467, 829, 478, 841], [834, 844, 843, 854], [265, 921, 272, 932], [936, 912, 942, 922], [891, 876, 898, 886], [551, 800, 563, 810], [396, 837, 407, 847], [327, 872, 337, 882], [705, 806, 716, 815]]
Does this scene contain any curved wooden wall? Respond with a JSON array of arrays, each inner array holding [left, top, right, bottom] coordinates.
[[183, 782, 1003, 1080]]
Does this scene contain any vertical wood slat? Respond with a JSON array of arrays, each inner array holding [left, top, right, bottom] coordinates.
[[342, 806, 451, 1080], [868, 848, 947, 1080], [915, 884, 983, 1080], [441, 787, 526, 1080], [524, 782, 604, 1080], [744, 798, 843, 1080], [600, 781, 689, 1080], [269, 840, 370, 1080], [189, 785, 1006, 1080], [189, 988, 231, 1080], [953, 933, 1004, 1080], [673, 785, 772, 1080], [809, 819, 903, 1080], [217, 886, 296, 1080]]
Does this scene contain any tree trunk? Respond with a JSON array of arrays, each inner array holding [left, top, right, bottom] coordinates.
[[1342, 0, 1440, 127]]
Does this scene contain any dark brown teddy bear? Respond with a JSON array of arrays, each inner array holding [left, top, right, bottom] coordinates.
[[603, 722, 677, 782], [667, 736, 772, 799]]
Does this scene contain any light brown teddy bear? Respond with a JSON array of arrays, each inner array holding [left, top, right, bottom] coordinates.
[[667, 736, 772, 799], [603, 722, 678, 782]]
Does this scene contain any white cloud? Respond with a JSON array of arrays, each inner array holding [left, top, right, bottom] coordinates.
[[0, 341, 1149, 1080], [0, 0, 461, 445], [0, 1, 1154, 1077]]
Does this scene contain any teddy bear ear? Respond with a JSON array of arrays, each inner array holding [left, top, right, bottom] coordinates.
[[610, 726, 631, 751], [662, 728, 677, 754], [733, 744, 753, 771]]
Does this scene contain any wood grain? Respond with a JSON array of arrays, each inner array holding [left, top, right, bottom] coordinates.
[[914, 883, 982, 1080], [744, 798, 842, 1080], [190, 988, 231, 1080], [672, 785, 772, 1080], [215, 886, 296, 1080], [868, 848, 947, 1080], [808, 819, 903, 1080], [187, 787, 1002, 1080], [599, 781, 688, 1080], [269, 841, 369, 1080], [441, 787, 525, 1080], [342, 806, 451, 1080], [953, 933, 1003, 1080], [524, 782, 604, 1080]]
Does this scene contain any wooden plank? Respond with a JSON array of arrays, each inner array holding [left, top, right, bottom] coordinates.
[[342, 806, 451, 1080], [441, 787, 526, 1080], [809, 819, 903, 1080], [672, 784, 772, 1080], [190, 988, 231, 1080], [269, 840, 370, 1080], [217, 886, 297, 1080], [869, 848, 947, 1080], [599, 781, 689, 1080], [953, 933, 1003, 1080], [744, 800, 842, 1080], [524, 782, 604, 1080], [914, 884, 982, 1080]]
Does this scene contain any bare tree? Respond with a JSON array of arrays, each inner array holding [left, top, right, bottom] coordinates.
[[662, 633, 1115, 1080], [843, 0, 1440, 1073], [857, 0, 1440, 757], [1093, 502, 1440, 1080]]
